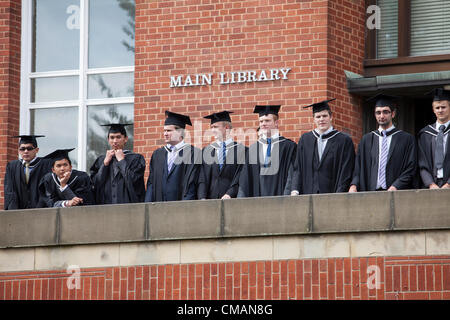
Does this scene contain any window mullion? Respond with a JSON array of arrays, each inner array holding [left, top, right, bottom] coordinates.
[[398, 0, 411, 57], [78, 0, 88, 171]]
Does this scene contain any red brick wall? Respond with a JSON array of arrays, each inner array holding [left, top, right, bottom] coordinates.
[[327, 0, 364, 140], [1, 255, 449, 300], [134, 0, 366, 170], [0, 0, 21, 207]]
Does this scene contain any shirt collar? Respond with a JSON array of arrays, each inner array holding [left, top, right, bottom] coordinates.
[[261, 132, 279, 140], [167, 140, 185, 151], [215, 138, 233, 146], [378, 125, 395, 134], [436, 120, 450, 130], [314, 126, 334, 137], [21, 156, 38, 166]]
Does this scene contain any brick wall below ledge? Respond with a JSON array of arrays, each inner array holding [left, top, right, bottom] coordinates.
[[1, 255, 449, 300]]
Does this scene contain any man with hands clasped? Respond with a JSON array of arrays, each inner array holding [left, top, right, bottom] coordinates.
[[90, 123, 146, 204]]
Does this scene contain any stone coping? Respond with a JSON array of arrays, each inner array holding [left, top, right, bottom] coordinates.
[[0, 189, 449, 249]]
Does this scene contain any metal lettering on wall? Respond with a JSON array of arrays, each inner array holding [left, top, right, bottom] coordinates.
[[170, 68, 291, 88]]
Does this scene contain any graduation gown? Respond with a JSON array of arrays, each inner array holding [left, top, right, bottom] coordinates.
[[145, 144, 201, 202], [291, 130, 355, 194], [197, 141, 247, 199], [237, 136, 296, 197], [39, 170, 95, 207], [90, 150, 146, 204], [417, 124, 450, 187], [4, 157, 53, 210], [351, 128, 417, 191]]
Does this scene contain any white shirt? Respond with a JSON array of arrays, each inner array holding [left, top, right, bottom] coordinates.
[[261, 132, 280, 162], [314, 126, 334, 158], [376, 125, 395, 189], [436, 120, 450, 179], [166, 140, 185, 166], [215, 138, 233, 159]]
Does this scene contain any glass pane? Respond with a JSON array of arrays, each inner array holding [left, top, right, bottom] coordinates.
[[32, 0, 80, 72], [376, 0, 398, 59], [88, 73, 134, 99], [31, 76, 78, 102], [410, 0, 450, 56], [87, 104, 134, 170], [30, 107, 79, 168], [88, 0, 135, 68]]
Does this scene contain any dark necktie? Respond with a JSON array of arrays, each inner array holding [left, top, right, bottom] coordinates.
[[435, 125, 446, 170], [264, 138, 271, 167]]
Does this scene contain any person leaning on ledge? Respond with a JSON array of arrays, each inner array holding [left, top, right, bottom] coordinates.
[[349, 94, 417, 193], [39, 148, 94, 208], [417, 88, 450, 189]]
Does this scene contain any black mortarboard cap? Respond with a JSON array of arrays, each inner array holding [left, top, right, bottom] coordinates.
[[164, 111, 192, 128], [100, 123, 133, 137], [303, 98, 336, 113], [366, 94, 399, 108], [44, 148, 75, 163], [203, 111, 234, 124], [253, 105, 281, 117], [13, 135, 45, 148], [426, 88, 450, 102]]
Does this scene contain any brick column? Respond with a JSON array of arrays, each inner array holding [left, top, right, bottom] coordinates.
[[0, 1, 21, 206]]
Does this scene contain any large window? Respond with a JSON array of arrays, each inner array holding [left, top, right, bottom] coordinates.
[[21, 0, 135, 170], [368, 0, 450, 60]]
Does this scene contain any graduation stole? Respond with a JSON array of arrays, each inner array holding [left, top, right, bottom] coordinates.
[[51, 172, 78, 188], [371, 127, 400, 138], [421, 124, 450, 137]]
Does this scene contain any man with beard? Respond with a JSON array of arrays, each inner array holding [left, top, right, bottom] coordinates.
[[349, 94, 417, 192]]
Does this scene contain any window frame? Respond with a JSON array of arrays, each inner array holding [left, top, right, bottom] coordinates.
[[364, 0, 450, 76], [20, 0, 135, 171]]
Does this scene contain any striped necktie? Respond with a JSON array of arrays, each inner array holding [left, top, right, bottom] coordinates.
[[218, 142, 226, 170], [378, 130, 388, 189], [167, 146, 176, 172], [435, 125, 446, 170]]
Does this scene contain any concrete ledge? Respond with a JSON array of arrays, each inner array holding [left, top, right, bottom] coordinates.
[[223, 196, 309, 236], [0, 189, 449, 249]]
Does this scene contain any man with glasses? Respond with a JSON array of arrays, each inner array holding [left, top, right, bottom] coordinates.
[[4, 135, 53, 209], [349, 94, 417, 192]]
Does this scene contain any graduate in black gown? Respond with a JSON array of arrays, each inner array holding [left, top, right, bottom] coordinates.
[[90, 123, 146, 204], [4, 135, 53, 210], [349, 94, 417, 192], [145, 111, 202, 202], [237, 105, 297, 197], [197, 111, 247, 199], [290, 99, 355, 195], [417, 88, 450, 189], [39, 148, 94, 207]]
